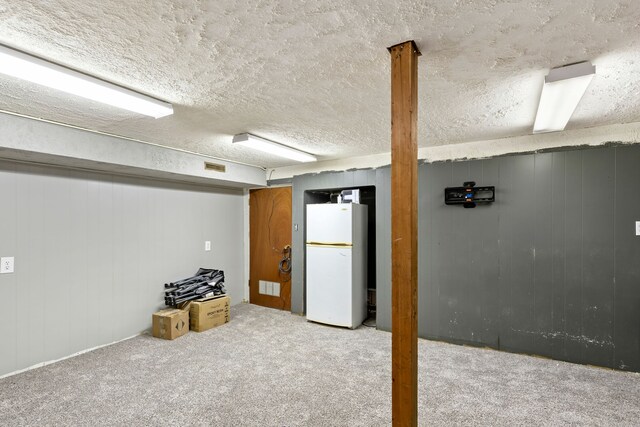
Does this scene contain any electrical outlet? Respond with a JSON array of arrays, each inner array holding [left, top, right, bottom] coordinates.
[[205, 241, 211, 251], [259, 280, 266, 294], [636, 221, 640, 236], [272, 282, 280, 297], [1, 257, 14, 274]]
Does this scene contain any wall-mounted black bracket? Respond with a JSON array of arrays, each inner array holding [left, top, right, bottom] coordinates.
[[444, 181, 495, 209]]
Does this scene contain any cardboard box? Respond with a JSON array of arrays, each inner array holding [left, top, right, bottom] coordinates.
[[189, 295, 230, 332], [152, 308, 189, 340]]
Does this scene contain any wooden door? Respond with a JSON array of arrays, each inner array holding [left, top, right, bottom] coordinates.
[[249, 187, 292, 310]]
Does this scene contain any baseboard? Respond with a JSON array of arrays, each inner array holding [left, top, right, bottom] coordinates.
[[0, 333, 142, 380]]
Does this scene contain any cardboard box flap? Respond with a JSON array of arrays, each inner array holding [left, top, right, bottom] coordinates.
[[195, 294, 227, 304], [155, 308, 191, 317]]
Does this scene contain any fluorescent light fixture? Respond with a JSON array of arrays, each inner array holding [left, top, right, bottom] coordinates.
[[0, 44, 173, 118], [232, 133, 317, 163], [533, 61, 595, 133]]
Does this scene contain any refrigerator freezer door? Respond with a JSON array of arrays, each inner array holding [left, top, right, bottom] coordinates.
[[306, 204, 353, 245], [306, 245, 353, 327]]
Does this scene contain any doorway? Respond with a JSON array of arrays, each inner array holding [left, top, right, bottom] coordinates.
[[249, 187, 292, 310]]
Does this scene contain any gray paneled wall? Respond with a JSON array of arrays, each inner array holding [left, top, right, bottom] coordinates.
[[423, 148, 640, 371], [0, 161, 245, 377], [291, 145, 640, 371]]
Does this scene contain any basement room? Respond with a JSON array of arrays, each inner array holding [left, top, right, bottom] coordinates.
[[0, 1, 638, 426]]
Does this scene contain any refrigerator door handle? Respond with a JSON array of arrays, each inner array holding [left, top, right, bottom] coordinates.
[[306, 242, 353, 248]]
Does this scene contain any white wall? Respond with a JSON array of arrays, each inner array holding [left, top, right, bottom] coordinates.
[[0, 160, 245, 377], [267, 121, 640, 180], [0, 111, 266, 188]]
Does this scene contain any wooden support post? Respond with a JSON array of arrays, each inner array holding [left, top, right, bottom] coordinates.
[[388, 40, 420, 427]]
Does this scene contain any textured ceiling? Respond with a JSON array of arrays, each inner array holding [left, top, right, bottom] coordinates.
[[0, 1, 639, 167]]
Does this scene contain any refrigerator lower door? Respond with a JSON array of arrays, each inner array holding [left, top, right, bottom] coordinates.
[[306, 245, 353, 327]]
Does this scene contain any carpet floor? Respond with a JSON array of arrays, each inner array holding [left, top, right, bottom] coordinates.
[[1, 303, 638, 426]]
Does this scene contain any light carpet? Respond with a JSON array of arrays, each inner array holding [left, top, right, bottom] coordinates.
[[1, 303, 638, 426]]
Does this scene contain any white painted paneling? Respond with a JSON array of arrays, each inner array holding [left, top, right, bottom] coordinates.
[[0, 163, 17, 375], [0, 159, 245, 377]]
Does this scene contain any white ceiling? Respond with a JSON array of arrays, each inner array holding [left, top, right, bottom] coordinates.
[[0, 1, 639, 168]]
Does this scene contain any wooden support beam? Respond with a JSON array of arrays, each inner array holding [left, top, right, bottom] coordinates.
[[388, 40, 420, 427]]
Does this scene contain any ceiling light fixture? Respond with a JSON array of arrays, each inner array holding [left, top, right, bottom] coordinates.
[[533, 61, 595, 134], [0, 44, 173, 118], [232, 133, 317, 163]]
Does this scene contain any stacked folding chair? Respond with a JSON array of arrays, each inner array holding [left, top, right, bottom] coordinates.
[[164, 268, 226, 307]]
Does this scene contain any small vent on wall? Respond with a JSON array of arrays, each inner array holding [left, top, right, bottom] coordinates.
[[204, 162, 226, 173]]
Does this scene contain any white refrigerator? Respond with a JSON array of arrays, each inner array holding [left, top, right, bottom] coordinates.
[[306, 203, 367, 328]]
